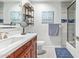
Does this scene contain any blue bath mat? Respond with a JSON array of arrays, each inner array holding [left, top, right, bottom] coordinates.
[[55, 48, 73, 58]]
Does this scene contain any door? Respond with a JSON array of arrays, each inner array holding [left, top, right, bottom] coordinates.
[[67, 1, 76, 47]]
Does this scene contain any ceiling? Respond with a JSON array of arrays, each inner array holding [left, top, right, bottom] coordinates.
[[30, 0, 73, 2]]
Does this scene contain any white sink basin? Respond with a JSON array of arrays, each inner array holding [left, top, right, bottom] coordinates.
[[0, 37, 21, 49], [0, 33, 37, 49]]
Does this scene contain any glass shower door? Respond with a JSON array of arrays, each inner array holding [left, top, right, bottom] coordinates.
[[67, 1, 76, 48]]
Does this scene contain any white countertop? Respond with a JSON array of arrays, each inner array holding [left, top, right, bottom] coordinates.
[[0, 33, 37, 58], [0, 25, 16, 27]]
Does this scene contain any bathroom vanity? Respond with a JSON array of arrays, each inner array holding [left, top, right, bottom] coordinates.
[[0, 33, 37, 58]]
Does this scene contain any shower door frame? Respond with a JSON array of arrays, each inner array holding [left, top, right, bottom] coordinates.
[[67, 0, 76, 48]]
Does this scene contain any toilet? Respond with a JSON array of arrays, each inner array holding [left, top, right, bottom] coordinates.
[[37, 41, 46, 55]]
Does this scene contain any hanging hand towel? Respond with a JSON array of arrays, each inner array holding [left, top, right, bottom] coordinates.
[[49, 24, 59, 36]]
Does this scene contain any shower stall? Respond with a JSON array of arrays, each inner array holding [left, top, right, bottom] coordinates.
[[67, 1, 76, 48]]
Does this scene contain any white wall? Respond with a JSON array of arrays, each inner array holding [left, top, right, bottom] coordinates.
[[31, 2, 62, 46], [33, 2, 61, 24], [3, 2, 21, 24], [21, 0, 29, 6], [21, 0, 33, 6], [61, 2, 69, 47], [76, 0, 79, 37], [61, 2, 68, 19], [0, 2, 3, 20], [76, 0, 79, 58]]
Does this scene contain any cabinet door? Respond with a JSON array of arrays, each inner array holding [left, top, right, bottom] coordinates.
[[24, 51, 31, 58], [18, 52, 26, 58], [14, 47, 23, 58], [24, 46, 32, 58], [32, 36, 37, 58], [19, 46, 31, 58], [20, 51, 30, 58]]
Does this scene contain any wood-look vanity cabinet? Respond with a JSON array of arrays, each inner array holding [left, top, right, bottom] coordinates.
[[7, 36, 37, 58]]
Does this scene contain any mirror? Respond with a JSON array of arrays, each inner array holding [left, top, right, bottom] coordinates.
[[0, 2, 3, 24], [0, 1, 21, 25], [67, 1, 76, 48]]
